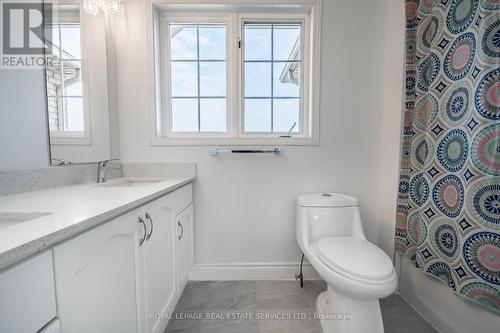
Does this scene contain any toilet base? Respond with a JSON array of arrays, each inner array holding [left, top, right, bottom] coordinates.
[[316, 287, 384, 333]]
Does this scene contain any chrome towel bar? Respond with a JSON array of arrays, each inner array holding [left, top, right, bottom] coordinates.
[[209, 147, 283, 156]]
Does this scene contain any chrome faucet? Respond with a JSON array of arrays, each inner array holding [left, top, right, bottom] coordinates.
[[52, 158, 72, 166], [97, 159, 119, 183]]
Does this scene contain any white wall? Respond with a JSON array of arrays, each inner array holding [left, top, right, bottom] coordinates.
[[376, 0, 405, 260], [0, 69, 50, 170], [114, 0, 404, 276]]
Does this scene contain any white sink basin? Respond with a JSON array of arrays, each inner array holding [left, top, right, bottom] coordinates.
[[100, 179, 163, 187], [0, 212, 52, 230]]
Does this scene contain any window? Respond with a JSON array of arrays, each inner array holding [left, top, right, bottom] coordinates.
[[154, 3, 320, 145], [168, 23, 228, 132], [45, 6, 87, 139], [242, 22, 302, 133]]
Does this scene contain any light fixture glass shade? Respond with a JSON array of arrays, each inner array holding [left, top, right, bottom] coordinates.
[[83, 0, 99, 16], [83, 0, 123, 15], [103, 0, 124, 15]]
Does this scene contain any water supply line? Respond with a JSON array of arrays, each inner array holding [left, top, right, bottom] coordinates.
[[295, 253, 305, 288]]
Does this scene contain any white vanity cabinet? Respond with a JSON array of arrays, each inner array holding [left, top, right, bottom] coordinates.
[[0, 250, 58, 333], [136, 197, 176, 333], [53, 183, 193, 333], [53, 208, 141, 333], [176, 203, 194, 291], [138, 183, 193, 333]]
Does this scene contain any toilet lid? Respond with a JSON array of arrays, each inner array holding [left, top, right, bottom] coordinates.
[[316, 237, 394, 281]]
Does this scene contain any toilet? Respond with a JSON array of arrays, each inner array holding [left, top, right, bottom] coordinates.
[[296, 193, 397, 333]]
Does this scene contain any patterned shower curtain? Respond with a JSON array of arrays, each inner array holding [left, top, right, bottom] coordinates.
[[395, 0, 499, 313]]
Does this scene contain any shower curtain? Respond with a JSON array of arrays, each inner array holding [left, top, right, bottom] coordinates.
[[395, 0, 499, 313]]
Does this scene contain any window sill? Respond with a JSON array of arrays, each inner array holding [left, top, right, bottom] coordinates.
[[50, 133, 91, 146], [149, 136, 319, 146]]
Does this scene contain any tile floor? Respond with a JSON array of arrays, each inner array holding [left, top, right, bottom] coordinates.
[[164, 280, 437, 333]]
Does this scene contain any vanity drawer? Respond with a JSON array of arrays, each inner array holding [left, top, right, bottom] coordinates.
[[0, 250, 57, 333], [165, 183, 193, 216]]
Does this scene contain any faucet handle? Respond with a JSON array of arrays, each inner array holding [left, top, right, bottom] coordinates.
[[52, 158, 72, 166], [96, 159, 120, 183], [97, 158, 120, 167]]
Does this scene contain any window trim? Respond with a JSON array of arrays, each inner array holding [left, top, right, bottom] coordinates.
[[48, 4, 92, 146], [148, 0, 321, 146]]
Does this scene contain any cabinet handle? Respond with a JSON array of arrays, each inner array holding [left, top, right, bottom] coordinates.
[[178, 221, 184, 241], [138, 216, 147, 246], [145, 212, 153, 241]]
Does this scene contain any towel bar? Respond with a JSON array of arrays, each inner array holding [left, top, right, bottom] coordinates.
[[209, 147, 283, 156]]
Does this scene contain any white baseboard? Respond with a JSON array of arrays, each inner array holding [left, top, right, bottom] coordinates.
[[188, 262, 321, 281]]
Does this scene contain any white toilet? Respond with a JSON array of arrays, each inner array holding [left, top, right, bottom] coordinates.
[[296, 193, 397, 333]]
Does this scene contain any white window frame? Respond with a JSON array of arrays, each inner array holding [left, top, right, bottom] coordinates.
[[47, 2, 92, 146], [238, 14, 309, 139], [149, 0, 321, 146], [159, 13, 236, 139]]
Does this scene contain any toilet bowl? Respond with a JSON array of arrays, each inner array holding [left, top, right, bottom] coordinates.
[[296, 193, 397, 333]]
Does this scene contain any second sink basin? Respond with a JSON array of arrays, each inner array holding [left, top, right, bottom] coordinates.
[[0, 212, 52, 230], [100, 179, 164, 187]]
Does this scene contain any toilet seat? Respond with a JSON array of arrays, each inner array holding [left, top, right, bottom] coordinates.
[[316, 237, 394, 282]]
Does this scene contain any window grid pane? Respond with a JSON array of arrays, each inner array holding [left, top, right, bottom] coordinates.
[[170, 24, 197, 60], [60, 23, 81, 60], [169, 23, 227, 132], [171, 61, 198, 97], [243, 23, 301, 133], [199, 25, 226, 60]]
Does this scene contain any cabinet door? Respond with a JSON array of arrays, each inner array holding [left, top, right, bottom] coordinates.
[[53, 210, 142, 333], [138, 197, 176, 333], [0, 251, 56, 333], [176, 204, 193, 290], [164, 183, 192, 216]]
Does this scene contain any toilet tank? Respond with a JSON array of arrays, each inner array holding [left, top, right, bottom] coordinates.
[[296, 193, 364, 246]]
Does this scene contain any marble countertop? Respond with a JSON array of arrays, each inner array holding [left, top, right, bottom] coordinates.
[[0, 176, 194, 270]]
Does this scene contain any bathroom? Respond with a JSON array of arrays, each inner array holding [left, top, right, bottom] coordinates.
[[0, 0, 498, 332]]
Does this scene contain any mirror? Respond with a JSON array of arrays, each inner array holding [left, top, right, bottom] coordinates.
[[0, 0, 116, 170], [45, 2, 116, 165]]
